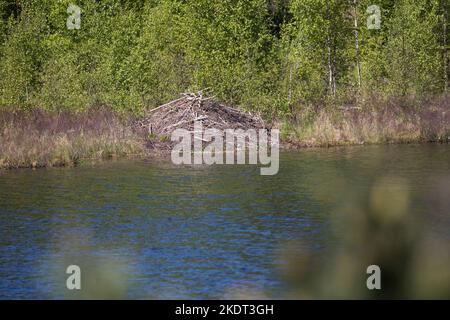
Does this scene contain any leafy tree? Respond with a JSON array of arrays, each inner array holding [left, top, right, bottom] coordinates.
[[0, 0, 448, 113], [0, 2, 47, 108], [281, 0, 353, 106], [384, 0, 442, 95]]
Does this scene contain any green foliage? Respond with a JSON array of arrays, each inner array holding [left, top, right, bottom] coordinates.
[[0, 0, 448, 115], [127, 0, 189, 109], [0, 3, 47, 108], [384, 0, 443, 95], [182, 0, 275, 106]]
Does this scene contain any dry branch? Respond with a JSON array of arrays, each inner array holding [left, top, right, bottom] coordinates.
[[134, 92, 267, 141]]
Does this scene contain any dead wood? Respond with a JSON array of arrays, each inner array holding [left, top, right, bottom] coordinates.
[[134, 92, 267, 140]]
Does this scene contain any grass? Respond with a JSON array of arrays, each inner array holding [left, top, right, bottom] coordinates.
[[1, 95, 449, 169], [282, 94, 450, 148], [0, 108, 145, 169]]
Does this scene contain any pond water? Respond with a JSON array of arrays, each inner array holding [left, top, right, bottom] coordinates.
[[0, 144, 449, 299]]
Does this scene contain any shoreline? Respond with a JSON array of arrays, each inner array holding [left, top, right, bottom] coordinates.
[[1, 97, 449, 170], [1, 136, 448, 171]]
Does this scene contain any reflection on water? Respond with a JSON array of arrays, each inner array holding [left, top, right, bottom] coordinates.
[[0, 144, 449, 299]]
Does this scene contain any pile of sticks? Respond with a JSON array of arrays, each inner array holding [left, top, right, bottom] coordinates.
[[134, 91, 266, 136]]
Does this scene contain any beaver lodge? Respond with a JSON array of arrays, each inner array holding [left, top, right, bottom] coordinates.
[[134, 91, 268, 151]]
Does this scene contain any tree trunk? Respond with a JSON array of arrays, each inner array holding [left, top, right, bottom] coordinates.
[[288, 58, 292, 106], [353, 0, 362, 89], [326, 2, 336, 96], [401, 32, 407, 96], [332, 42, 337, 95], [444, 7, 448, 92], [327, 39, 334, 95]]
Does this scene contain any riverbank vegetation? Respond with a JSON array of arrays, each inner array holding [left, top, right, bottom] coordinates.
[[0, 108, 143, 169], [0, 0, 449, 168], [283, 94, 450, 147]]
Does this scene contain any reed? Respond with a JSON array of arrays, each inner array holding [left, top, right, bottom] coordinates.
[[282, 95, 450, 148], [0, 107, 145, 169]]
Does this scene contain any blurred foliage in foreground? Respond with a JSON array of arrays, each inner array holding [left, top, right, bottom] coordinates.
[[279, 175, 450, 299]]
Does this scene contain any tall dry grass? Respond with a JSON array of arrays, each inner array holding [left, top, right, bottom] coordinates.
[[1, 95, 449, 169], [283, 95, 450, 147], [0, 108, 145, 169]]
